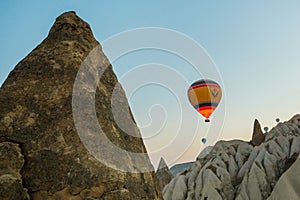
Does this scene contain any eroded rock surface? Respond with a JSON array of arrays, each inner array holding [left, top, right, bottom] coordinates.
[[251, 119, 265, 146], [0, 142, 29, 200], [163, 115, 300, 200], [267, 154, 300, 200], [156, 158, 173, 194], [0, 11, 160, 199]]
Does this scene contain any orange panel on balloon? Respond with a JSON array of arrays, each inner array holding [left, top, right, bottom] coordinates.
[[198, 106, 215, 119]]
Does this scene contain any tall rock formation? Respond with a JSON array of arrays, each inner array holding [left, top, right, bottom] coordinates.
[[155, 158, 173, 194], [163, 115, 300, 199], [251, 119, 265, 146], [0, 11, 160, 199]]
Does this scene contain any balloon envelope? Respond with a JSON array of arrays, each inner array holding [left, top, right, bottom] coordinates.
[[188, 79, 222, 121], [201, 138, 207, 144]]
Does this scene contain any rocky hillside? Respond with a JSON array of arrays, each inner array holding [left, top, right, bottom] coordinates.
[[163, 115, 300, 200], [0, 11, 160, 199]]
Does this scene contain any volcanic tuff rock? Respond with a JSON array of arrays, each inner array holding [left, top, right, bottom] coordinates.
[[197, 146, 213, 160], [251, 119, 265, 146], [163, 115, 300, 200], [0, 11, 160, 199], [155, 158, 173, 194], [267, 151, 300, 199], [0, 142, 29, 200]]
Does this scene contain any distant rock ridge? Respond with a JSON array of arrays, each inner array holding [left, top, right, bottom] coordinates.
[[163, 115, 300, 199], [0, 11, 161, 199], [170, 162, 194, 177], [169, 146, 213, 177]]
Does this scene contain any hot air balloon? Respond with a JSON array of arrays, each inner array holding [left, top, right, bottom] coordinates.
[[264, 127, 269, 132], [188, 79, 222, 122], [201, 138, 207, 144]]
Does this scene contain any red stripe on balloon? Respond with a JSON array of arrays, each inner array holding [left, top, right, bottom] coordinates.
[[197, 106, 215, 112], [190, 83, 219, 90]]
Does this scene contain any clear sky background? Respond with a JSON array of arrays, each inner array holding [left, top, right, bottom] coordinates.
[[1, 1, 300, 168]]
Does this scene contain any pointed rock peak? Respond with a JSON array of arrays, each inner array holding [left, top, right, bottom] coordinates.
[[49, 11, 94, 39], [253, 119, 263, 135], [155, 158, 173, 193], [0, 12, 160, 199], [2, 11, 99, 90], [158, 157, 168, 170], [251, 119, 265, 146]]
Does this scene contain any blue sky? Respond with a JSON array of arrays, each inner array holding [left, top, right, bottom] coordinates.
[[1, 1, 300, 167]]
